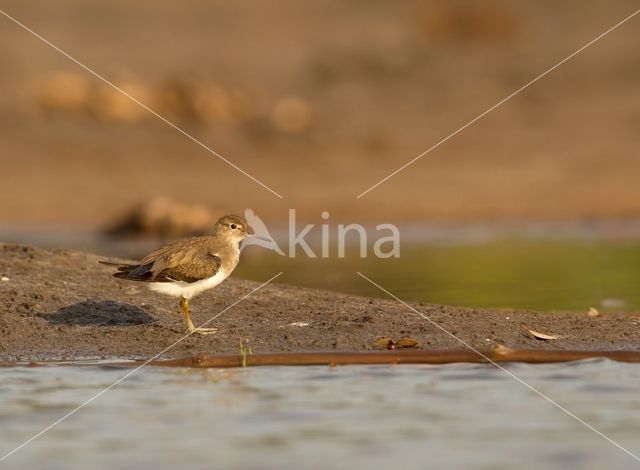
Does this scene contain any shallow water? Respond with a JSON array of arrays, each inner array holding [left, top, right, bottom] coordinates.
[[1, 360, 639, 469]]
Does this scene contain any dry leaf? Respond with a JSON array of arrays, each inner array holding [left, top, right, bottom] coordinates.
[[396, 337, 419, 348], [528, 329, 559, 341], [587, 308, 600, 318], [373, 337, 395, 349]]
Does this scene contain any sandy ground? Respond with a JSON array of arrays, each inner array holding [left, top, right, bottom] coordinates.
[[1, 1, 640, 228], [1, 243, 638, 361]]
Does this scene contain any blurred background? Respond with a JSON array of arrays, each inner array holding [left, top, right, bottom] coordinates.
[[1, 0, 639, 311]]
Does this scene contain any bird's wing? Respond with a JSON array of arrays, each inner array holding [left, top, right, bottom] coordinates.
[[111, 238, 222, 283]]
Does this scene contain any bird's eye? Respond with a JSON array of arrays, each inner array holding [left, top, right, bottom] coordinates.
[[230, 224, 237, 229]]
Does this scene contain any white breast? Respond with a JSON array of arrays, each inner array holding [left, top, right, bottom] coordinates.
[[147, 270, 230, 299]]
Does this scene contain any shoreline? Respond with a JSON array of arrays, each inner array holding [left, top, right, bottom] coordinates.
[[4, 349, 640, 369], [1, 243, 638, 361]]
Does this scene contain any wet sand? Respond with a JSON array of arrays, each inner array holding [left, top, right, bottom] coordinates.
[[1, 243, 638, 361]]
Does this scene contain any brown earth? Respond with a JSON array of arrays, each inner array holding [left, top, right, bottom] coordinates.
[[1, 1, 640, 228], [1, 243, 638, 361]]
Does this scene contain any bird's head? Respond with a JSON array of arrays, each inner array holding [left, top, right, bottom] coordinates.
[[213, 214, 255, 243]]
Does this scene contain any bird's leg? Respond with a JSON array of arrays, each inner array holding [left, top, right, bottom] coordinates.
[[179, 297, 217, 335], [179, 297, 196, 331]]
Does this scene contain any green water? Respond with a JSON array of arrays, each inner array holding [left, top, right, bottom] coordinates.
[[8, 228, 637, 312], [235, 239, 640, 312]]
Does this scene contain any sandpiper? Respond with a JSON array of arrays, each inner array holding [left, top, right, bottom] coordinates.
[[101, 214, 253, 335]]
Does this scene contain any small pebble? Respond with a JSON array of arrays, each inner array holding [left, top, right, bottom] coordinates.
[[1, 276, 9, 282]]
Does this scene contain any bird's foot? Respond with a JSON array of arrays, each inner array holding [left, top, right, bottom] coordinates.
[[187, 326, 218, 336]]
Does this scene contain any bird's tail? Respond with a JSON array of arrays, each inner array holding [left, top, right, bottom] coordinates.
[[99, 260, 139, 279], [99, 260, 157, 281], [99, 260, 135, 271]]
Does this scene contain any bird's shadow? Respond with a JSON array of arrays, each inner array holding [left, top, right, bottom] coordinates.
[[43, 300, 155, 326]]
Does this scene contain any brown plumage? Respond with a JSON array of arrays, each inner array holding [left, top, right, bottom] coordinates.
[[101, 214, 252, 334], [103, 239, 223, 283]]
